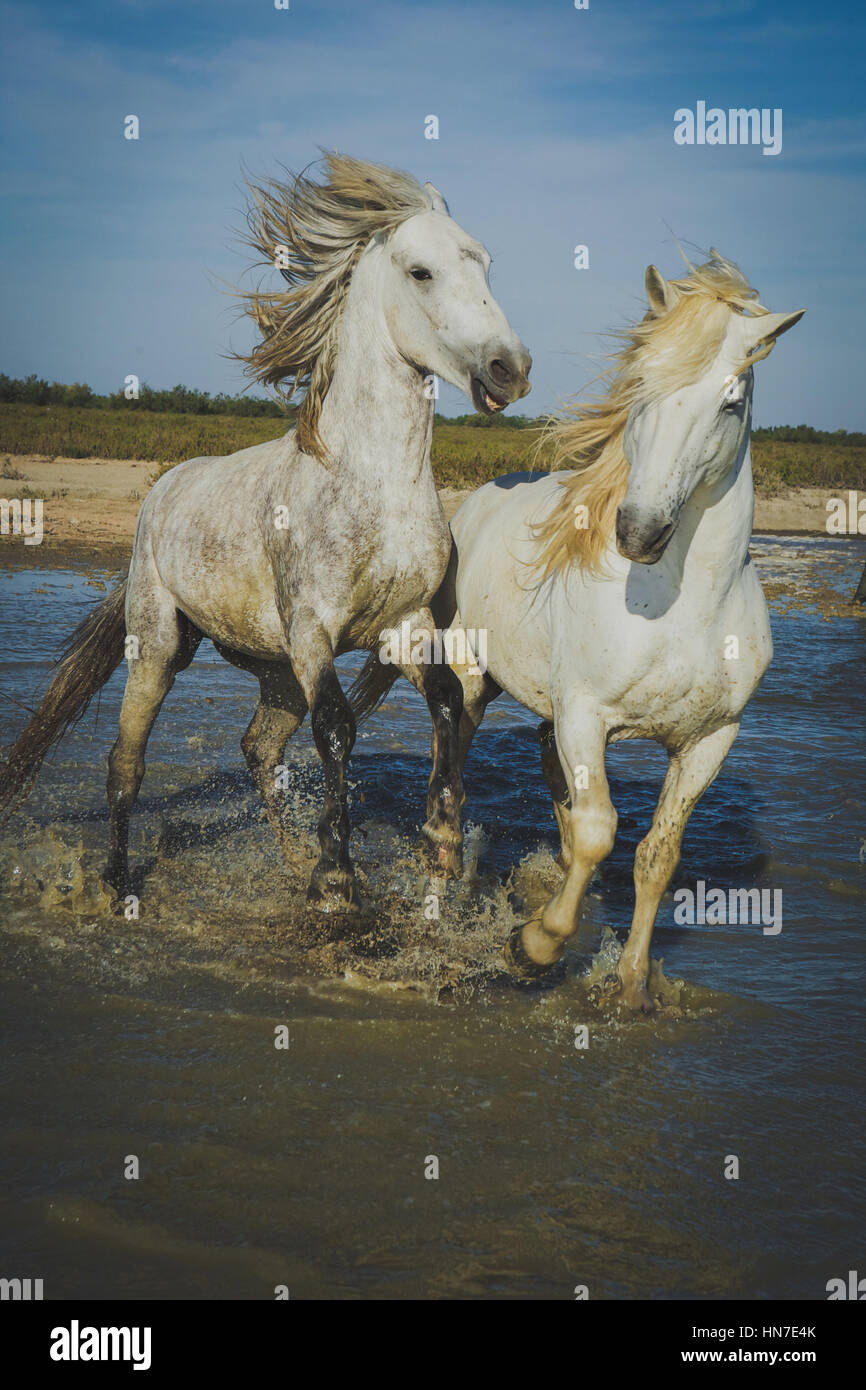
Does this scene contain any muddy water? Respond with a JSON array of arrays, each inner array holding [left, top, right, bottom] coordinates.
[[0, 536, 864, 1300]]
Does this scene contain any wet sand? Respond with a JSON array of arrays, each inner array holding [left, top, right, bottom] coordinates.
[[0, 454, 836, 565]]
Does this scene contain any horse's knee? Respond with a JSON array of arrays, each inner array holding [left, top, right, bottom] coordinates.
[[311, 671, 355, 764], [572, 800, 617, 865], [634, 829, 678, 890], [241, 716, 278, 771]]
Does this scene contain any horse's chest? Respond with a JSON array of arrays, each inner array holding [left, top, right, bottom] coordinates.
[[340, 514, 451, 646], [613, 668, 732, 744], [608, 611, 769, 745]]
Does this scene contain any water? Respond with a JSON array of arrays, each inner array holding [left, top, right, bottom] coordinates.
[[0, 537, 864, 1300]]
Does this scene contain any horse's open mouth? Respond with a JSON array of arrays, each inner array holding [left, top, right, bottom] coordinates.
[[471, 378, 509, 415]]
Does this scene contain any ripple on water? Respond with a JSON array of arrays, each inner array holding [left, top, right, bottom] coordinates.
[[0, 543, 864, 1299]]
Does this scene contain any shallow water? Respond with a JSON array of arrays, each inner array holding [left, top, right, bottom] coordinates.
[[0, 536, 864, 1299]]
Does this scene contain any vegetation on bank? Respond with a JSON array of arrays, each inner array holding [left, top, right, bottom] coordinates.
[[1, 377, 864, 492], [0, 403, 284, 468], [0, 374, 289, 418]]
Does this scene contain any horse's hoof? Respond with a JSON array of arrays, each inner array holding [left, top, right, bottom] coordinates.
[[307, 867, 360, 913], [502, 926, 562, 981], [434, 840, 463, 878], [101, 873, 131, 916], [421, 826, 463, 879], [617, 975, 656, 1014]]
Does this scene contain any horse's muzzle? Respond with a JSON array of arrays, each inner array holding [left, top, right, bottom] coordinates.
[[473, 344, 532, 413], [615, 506, 677, 564]]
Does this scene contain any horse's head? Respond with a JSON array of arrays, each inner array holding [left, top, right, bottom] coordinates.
[[617, 262, 804, 564], [379, 182, 531, 414]]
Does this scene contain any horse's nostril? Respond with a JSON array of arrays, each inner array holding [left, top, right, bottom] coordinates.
[[615, 505, 676, 558], [489, 358, 511, 386]]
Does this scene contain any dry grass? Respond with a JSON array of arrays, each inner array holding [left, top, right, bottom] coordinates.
[[2, 403, 865, 493], [0, 403, 285, 464]]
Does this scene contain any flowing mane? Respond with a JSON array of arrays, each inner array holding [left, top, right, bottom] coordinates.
[[236, 152, 430, 461], [533, 251, 774, 578]]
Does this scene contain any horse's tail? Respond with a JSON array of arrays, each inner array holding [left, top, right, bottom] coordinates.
[[0, 577, 128, 819], [347, 655, 400, 723]]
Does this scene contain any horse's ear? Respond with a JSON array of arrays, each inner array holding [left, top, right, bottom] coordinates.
[[741, 308, 806, 352], [645, 265, 676, 315], [425, 181, 450, 216]]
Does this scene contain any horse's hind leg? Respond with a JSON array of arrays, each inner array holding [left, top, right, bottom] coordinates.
[[419, 658, 465, 876], [618, 721, 740, 1012], [240, 664, 307, 862], [456, 665, 501, 770], [538, 720, 571, 870], [387, 605, 489, 878], [104, 601, 201, 903]]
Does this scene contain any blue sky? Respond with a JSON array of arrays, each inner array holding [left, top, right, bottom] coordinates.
[[1, 0, 863, 426]]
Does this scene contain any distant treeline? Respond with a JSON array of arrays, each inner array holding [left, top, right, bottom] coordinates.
[[447, 412, 537, 429], [0, 376, 864, 444], [750, 424, 866, 446], [0, 374, 291, 419]]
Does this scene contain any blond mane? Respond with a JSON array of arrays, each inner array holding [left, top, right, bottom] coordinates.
[[533, 251, 774, 579], [236, 152, 429, 462]]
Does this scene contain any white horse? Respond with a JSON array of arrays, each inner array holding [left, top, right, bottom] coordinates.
[[352, 252, 803, 1010], [1, 154, 530, 911]]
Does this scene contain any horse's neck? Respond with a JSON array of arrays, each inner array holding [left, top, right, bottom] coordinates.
[[316, 253, 435, 498], [681, 435, 755, 591]]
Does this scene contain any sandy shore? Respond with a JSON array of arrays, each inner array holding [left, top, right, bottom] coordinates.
[[0, 453, 834, 566]]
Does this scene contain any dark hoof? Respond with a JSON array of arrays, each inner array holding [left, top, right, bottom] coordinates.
[[502, 926, 562, 981], [307, 865, 360, 913]]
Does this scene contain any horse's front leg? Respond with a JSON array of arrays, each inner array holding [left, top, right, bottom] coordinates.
[[391, 605, 465, 878], [285, 608, 359, 912], [505, 713, 616, 977], [619, 721, 740, 1012]]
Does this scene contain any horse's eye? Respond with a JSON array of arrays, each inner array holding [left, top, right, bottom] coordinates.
[[410, 268, 432, 282]]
